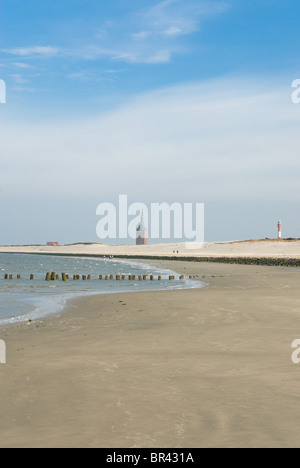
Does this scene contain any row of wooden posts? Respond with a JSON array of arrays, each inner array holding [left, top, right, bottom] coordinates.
[[4, 274, 34, 280], [45, 273, 184, 282], [3, 273, 186, 281]]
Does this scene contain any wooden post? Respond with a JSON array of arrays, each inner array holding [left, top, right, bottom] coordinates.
[[143, 275, 147, 281], [99, 275, 103, 280], [51, 272, 56, 281], [9, 274, 13, 280], [121, 275, 125, 280], [180, 275, 184, 280], [56, 275, 59, 280], [87, 275, 91, 280], [82, 275, 86, 281], [30, 274, 34, 281], [17, 274, 21, 279], [138, 276, 142, 281], [110, 275, 114, 280], [116, 275, 121, 281], [46, 273, 51, 281], [62, 273, 67, 282], [4, 274, 8, 280], [105, 275, 109, 280], [158, 276, 162, 281], [150, 275, 154, 281]]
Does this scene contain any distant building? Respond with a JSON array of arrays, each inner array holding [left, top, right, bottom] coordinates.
[[136, 212, 148, 246], [47, 242, 60, 246]]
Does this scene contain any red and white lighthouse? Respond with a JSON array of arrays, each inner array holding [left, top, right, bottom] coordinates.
[[278, 220, 282, 239]]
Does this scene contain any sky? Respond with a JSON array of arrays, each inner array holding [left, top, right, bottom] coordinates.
[[0, 0, 300, 244]]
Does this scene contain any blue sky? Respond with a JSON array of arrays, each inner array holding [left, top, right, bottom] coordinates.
[[0, 0, 300, 244], [1, 0, 299, 114]]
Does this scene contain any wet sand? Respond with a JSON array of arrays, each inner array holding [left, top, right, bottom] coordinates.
[[0, 260, 300, 448]]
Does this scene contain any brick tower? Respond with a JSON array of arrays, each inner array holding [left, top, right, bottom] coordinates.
[[136, 212, 149, 246]]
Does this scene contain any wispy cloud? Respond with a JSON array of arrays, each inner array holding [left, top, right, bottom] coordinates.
[[11, 73, 29, 84], [11, 86, 39, 93], [119, 0, 229, 63], [3, 46, 59, 57], [1, 1, 228, 66], [134, 0, 227, 39], [13, 62, 32, 69], [67, 69, 117, 83], [144, 50, 171, 64], [163, 26, 183, 37], [137, 0, 198, 37], [67, 71, 94, 81], [131, 31, 151, 41]]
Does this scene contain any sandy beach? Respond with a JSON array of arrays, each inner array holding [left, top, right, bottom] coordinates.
[[0, 256, 300, 448], [0, 239, 300, 259]]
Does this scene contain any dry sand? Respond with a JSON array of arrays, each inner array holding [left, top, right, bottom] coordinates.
[[0, 239, 300, 259], [0, 259, 300, 448]]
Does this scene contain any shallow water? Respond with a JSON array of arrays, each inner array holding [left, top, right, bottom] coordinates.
[[0, 253, 203, 325]]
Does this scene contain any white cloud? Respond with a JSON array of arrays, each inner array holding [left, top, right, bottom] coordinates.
[[11, 74, 29, 84], [3, 46, 59, 57], [140, 0, 225, 37], [10, 86, 38, 93], [143, 0, 197, 35], [132, 31, 151, 40], [109, 49, 170, 64], [145, 50, 171, 64], [67, 70, 116, 83], [163, 26, 183, 37], [96, 21, 113, 39], [112, 51, 138, 63], [67, 71, 93, 81], [124, 0, 229, 63], [0, 77, 299, 205], [105, 69, 125, 74], [1, 2, 227, 67], [13, 62, 31, 69]]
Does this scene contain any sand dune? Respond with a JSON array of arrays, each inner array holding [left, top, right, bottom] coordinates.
[[0, 240, 300, 259]]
